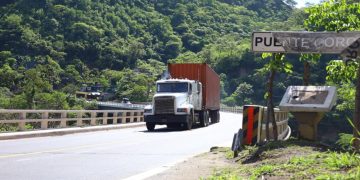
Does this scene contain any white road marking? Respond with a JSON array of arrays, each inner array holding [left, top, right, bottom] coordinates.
[[16, 158, 32, 162]]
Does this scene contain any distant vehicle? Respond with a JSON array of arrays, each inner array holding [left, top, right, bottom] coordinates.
[[75, 83, 103, 100], [144, 63, 220, 131], [121, 98, 131, 104]]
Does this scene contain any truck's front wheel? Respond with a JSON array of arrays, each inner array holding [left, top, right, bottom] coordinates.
[[183, 113, 193, 130], [146, 122, 155, 131]]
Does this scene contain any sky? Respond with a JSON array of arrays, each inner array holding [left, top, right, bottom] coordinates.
[[295, 0, 322, 8]]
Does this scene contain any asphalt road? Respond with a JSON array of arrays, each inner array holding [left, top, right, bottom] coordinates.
[[0, 112, 242, 180]]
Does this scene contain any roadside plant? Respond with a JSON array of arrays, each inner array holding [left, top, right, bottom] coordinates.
[[258, 53, 292, 141]]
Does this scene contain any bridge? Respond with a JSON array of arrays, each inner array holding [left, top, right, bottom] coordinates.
[[0, 109, 144, 132], [96, 101, 147, 110], [0, 106, 289, 140], [0, 107, 290, 180]]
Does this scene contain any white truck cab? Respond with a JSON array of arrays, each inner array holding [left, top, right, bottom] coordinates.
[[144, 79, 203, 130]]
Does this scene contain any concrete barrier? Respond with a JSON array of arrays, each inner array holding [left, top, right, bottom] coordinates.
[[241, 105, 291, 145], [0, 109, 144, 131]]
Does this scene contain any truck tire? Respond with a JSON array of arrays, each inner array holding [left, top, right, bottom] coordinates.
[[210, 110, 215, 124], [146, 122, 155, 131], [210, 110, 220, 123], [183, 113, 193, 130], [216, 110, 220, 123], [200, 110, 209, 127]]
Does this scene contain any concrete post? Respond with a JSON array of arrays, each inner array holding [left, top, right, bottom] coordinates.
[[113, 112, 118, 124], [41, 112, 49, 129], [60, 112, 67, 128], [103, 112, 108, 125], [19, 112, 26, 131], [77, 112, 83, 126], [292, 112, 324, 141], [90, 112, 96, 126], [121, 112, 127, 123], [140, 111, 144, 122], [129, 112, 134, 123]]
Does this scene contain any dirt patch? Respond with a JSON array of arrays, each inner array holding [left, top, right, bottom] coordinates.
[[145, 147, 235, 180]]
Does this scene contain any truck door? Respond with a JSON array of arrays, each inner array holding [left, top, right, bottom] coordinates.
[[191, 82, 202, 110]]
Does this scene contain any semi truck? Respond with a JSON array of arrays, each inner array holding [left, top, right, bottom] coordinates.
[[144, 63, 220, 131]]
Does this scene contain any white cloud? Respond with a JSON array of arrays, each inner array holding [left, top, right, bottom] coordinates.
[[295, 0, 321, 8]]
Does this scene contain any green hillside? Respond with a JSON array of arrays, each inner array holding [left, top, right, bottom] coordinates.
[[0, 0, 352, 111]]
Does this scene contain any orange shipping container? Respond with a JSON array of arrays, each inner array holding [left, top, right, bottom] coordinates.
[[168, 63, 220, 110]]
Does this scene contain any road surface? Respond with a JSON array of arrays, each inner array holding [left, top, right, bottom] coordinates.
[[0, 112, 242, 180]]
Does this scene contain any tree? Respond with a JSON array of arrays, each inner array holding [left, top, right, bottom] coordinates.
[[35, 92, 69, 110], [0, 87, 12, 108], [115, 69, 149, 102], [326, 60, 358, 113], [38, 56, 63, 87], [164, 35, 183, 60], [304, 0, 359, 32], [22, 68, 52, 109], [136, 59, 166, 99], [299, 54, 321, 85], [0, 51, 12, 66], [0, 64, 22, 89], [70, 22, 103, 42], [231, 82, 254, 106], [0, 0, 307, 110], [304, 0, 360, 149], [259, 53, 292, 141]]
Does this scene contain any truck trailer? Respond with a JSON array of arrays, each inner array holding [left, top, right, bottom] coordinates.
[[144, 63, 220, 131]]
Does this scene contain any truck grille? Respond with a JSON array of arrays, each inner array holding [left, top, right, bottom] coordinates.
[[154, 96, 175, 114]]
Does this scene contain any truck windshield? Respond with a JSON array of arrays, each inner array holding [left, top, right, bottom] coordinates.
[[157, 82, 188, 93]]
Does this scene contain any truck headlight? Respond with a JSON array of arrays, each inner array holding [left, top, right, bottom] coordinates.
[[177, 108, 187, 113], [144, 109, 152, 113]]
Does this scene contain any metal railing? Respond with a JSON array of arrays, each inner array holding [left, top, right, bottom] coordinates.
[[220, 105, 243, 113], [0, 109, 144, 132], [97, 101, 147, 109]]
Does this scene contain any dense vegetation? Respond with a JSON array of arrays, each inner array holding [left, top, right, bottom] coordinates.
[[0, 0, 358, 127], [0, 0, 309, 109]]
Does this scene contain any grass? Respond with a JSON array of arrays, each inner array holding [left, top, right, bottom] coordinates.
[[0, 124, 18, 132], [250, 165, 275, 179], [204, 138, 360, 180], [203, 169, 243, 180], [323, 152, 360, 170], [0, 123, 35, 132]]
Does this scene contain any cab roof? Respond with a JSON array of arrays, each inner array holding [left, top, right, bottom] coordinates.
[[157, 78, 194, 83]]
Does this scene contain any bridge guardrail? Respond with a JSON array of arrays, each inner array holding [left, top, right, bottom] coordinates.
[[97, 101, 146, 109], [0, 109, 144, 132], [260, 107, 290, 141], [230, 105, 290, 147], [220, 105, 243, 114]]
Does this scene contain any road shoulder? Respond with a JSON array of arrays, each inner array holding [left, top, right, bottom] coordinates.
[[145, 147, 234, 180]]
